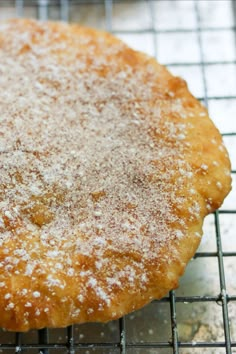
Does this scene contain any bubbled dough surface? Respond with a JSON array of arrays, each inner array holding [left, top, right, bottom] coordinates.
[[0, 19, 232, 331]]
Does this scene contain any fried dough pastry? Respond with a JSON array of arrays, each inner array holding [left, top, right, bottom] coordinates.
[[0, 19, 231, 331]]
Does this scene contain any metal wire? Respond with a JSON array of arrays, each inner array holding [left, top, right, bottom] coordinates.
[[15, 0, 24, 17], [60, 0, 69, 22], [37, 0, 49, 20], [119, 317, 126, 354], [215, 210, 232, 354], [169, 291, 179, 354], [0, 0, 235, 353]]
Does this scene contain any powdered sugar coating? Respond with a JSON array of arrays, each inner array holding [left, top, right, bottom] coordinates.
[[0, 20, 231, 331]]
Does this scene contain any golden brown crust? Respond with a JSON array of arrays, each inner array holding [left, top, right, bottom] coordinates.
[[0, 19, 231, 331]]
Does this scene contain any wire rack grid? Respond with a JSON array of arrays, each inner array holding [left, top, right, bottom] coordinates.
[[0, 0, 236, 353]]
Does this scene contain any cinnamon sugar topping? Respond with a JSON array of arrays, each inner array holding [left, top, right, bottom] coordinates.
[[0, 20, 231, 330], [0, 22, 193, 262]]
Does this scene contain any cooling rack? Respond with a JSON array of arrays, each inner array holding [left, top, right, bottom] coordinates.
[[0, 0, 236, 353]]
